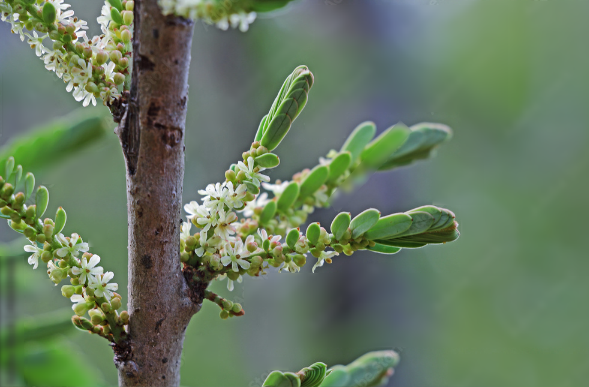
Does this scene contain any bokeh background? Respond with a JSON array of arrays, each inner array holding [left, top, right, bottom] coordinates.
[[1, 0, 588, 386]]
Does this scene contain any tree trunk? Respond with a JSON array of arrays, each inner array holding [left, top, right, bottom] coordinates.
[[113, 1, 198, 385]]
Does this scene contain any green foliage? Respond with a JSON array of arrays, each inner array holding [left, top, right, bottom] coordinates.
[[349, 209, 380, 239], [330, 212, 351, 241], [261, 351, 399, 387], [341, 122, 376, 164], [360, 123, 410, 168], [0, 111, 109, 174]]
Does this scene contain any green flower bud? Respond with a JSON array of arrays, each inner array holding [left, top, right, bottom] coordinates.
[[95, 50, 108, 65], [89, 309, 104, 325], [73, 300, 93, 317], [43, 224, 54, 240], [85, 287, 95, 297], [220, 310, 229, 319], [126, 1, 134, 11], [232, 303, 242, 313], [227, 271, 240, 281], [24, 226, 37, 239], [120, 310, 130, 324], [180, 252, 190, 262], [293, 254, 306, 267], [250, 256, 263, 268], [109, 49, 122, 64], [122, 10, 133, 25], [85, 82, 99, 93], [114, 72, 125, 85], [1, 206, 13, 216], [110, 297, 122, 310], [101, 302, 111, 313], [121, 28, 132, 43], [36, 233, 46, 244], [222, 300, 233, 310], [61, 285, 75, 298], [0, 183, 14, 200], [225, 169, 236, 182]]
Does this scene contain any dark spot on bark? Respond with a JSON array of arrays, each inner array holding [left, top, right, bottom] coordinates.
[[174, 59, 179, 65], [138, 210, 143, 218], [155, 317, 165, 332], [155, 125, 183, 147], [162, 375, 166, 379], [179, 96, 187, 107], [155, 226, 162, 235], [152, 29, 159, 39], [138, 55, 155, 71], [162, 357, 168, 363], [141, 254, 153, 269]]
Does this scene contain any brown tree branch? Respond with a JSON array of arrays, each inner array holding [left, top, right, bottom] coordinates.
[[113, 1, 199, 385]]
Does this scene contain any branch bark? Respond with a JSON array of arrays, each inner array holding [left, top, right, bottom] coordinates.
[[113, 1, 198, 385]]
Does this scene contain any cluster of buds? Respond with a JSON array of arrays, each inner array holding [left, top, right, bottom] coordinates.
[[0, 0, 133, 106], [158, 0, 257, 32], [1, 157, 128, 344]]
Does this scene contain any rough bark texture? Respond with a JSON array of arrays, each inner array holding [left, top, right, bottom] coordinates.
[[113, 1, 198, 386]]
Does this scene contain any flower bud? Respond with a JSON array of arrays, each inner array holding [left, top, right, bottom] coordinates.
[[121, 29, 132, 43], [61, 285, 75, 298], [246, 241, 258, 253], [101, 302, 111, 313], [222, 300, 233, 310], [95, 50, 108, 65], [36, 234, 46, 244], [232, 303, 242, 313], [85, 82, 99, 93], [85, 287, 95, 297], [225, 169, 236, 182], [109, 49, 122, 64], [250, 256, 263, 268], [120, 310, 130, 324], [114, 72, 125, 85], [110, 297, 122, 310], [73, 301, 93, 316], [220, 310, 229, 319], [41, 251, 52, 263], [122, 10, 133, 25], [256, 146, 268, 156], [24, 226, 37, 239], [293, 254, 306, 267], [126, 1, 134, 11], [89, 309, 104, 325], [180, 252, 190, 262], [0, 183, 14, 199]]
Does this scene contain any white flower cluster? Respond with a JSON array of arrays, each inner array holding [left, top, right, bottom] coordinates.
[[23, 232, 119, 305], [158, 0, 257, 32], [0, 0, 132, 106]]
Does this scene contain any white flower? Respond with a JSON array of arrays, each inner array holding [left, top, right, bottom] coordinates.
[[24, 31, 48, 57], [229, 11, 256, 32], [24, 242, 43, 269], [224, 182, 247, 210], [214, 209, 238, 240], [71, 254, 103, 285], [103, 61, 116, 83], [257, 228, 281, 246], [55, 233, 89, 258], [280, 259, 301, 274], [199, 182, 229, 212], [262, 181, 289, 196], [195, 230, 220, 257], [180, 221, 192, 241], [237, 157, 270, 187], [220, 240, 251, 272], [185, 201, 216, 231], [89, 271, 118, 299], [312, 251, 339, 273]]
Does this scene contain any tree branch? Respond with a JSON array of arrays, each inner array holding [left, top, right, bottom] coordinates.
[[113, 1, 198, 386]]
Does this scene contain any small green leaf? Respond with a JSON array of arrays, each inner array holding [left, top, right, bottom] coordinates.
[[14, 164, 23, 185], [330, 212, 351, 241], [24, 172, 35, 200], [260, 66, 314, 151], [254, 114, 269, 142], [245, 181, 260, 195], [260, 201, 277, 225], [364, 213, 412, 240], [298, 165, 329, 200], [321, 350, 400, 387], [299, 362, 328, 387], [361, 123, 410, 168], [394, 211, 435, 237], [42, 2, 56, 24], [262, 371, 301, 387], [35, 186, 49, 219], [277, 182, 300, 211], [255, 153, 280, 169], [54, 207, 67, 235], [350, 209, 380, 239], [340, 122, 376, 164], [406, 205, 442, 224], [326, 151, 351, 184], [111, 8, 124, 25], [5, 156, 14, 179], [306, 223, 321, 245], [375, 239, 427, 249], [286, 228, 300, 249], [367, 243, 402, 255], [430, 208, 456, 230], [319, 367, 350, 387], [108, 0, 123, 11]]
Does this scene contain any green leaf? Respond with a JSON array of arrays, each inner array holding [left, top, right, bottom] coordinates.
[[394, 211, 435, 237], [4, 156, 14, 179], [364, 213, 412, 240], [245, 181, 260, 195], [108, 0, 123, 11], [340, 122, 376, 164], [0, 309, 73, 346], [277, 182, 300, 211], [0, 111, 108, 174], [406, 205, 442, 224], [260, 200, 277, 225], [24, 172, 35, 200], [250, 0, 297, 13], [350, 209, 381, 239], [260, 66, 314, 151], [374, 239, 427, 249], [262, 371, 301, 387], [330, 212, 351, 241], [14, 164, 23, 186], [299, 362, 329, 387], [54, 207, 67, 235], [306, 223, 321, 245], [255, 114, 269, 142], [320, 350, 400, 387], [326, 152, 351, 184], [378, 123, 452, 170], [286, 228, 300, 249], [35, 186, 49, 219], [111, 8, 124, 25], [255, 153, 280, 169], [298, 165, 329, 200], [42, 2, 56, 24], [360, 123, 410, 168], [366, 243, 401, 255]]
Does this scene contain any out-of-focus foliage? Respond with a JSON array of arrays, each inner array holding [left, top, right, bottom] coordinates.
[[1, 0, 588, 387]]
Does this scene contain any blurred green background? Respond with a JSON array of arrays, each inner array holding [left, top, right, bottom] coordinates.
[[1, 0, 588, 386]]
